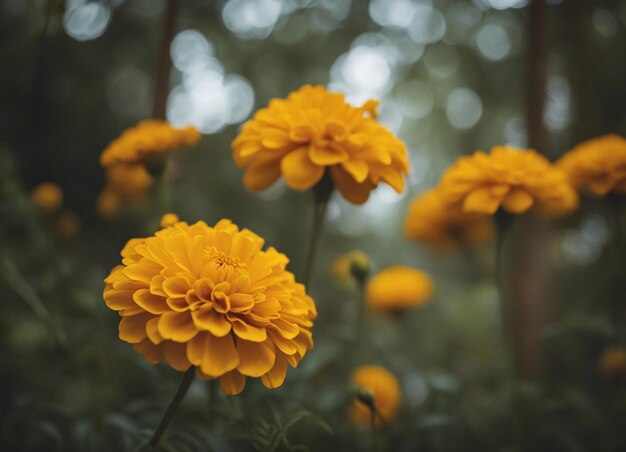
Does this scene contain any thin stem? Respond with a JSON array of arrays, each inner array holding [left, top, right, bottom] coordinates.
[[207, 378, 218, 426], [302, 179, 332, 287], [149, 367, 195, 448], [370, 406, 378, 452], [153, 0, 179, 120], [494, 215, 526, 451]]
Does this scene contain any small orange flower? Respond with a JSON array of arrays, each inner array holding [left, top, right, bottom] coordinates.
[[367, 265, 433, 312], [100, 119, 201, 167], [31, 182, 63, 212], [404, 189, 494, 251], [97, 188, 122, 219], [97, 165, 153, 219], [438, 146, 579, 217], [331, 250, 370, 287], [556, 134, 626, 196], [55, 210, 81, 239], [232, 85, 409, 204], [349, 365, 401, 428], [103, 219, 317, 394]]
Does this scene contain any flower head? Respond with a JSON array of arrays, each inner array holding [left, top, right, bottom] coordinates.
[[404, 189, 494, 251], [332, 250, 370, 287], [438, 146, 579, 217], [100, 119, 201, 168], [160, 213, 180, 228], [367, 265, 433, 312], [55, 210, 81, 239], [97, 164, 154, 219], [349, 365, 401, 428], [556, 134, 626, 196], [103, 219, 316, 394], [232, 85, 410, 204], [31, 182, 63, 212]]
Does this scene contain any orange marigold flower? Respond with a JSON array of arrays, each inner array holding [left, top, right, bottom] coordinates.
[[104, 164, 154, 199], [331, 250, 370, 287], [404, 189, 494, 251], [438, 146, 579, 217], [31, 182, 63, 212], [232, 85, 410, 204], [556, 134, 626, 196], [367, 265, 433, 312], [100, 119, 201, 167], [349, 365, 401, 428], [103, 219, 317, 395], [598, 346, 626, 380], [97, 188, 122, 219]]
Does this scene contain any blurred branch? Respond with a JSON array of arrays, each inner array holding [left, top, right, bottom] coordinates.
[[153, 0, 179, 120]]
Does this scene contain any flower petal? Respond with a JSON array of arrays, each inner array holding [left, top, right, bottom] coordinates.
[[261, 353, 288, 389], [158, 311, 198, 342], [220, 370, 247, 395], [192, 307, 232, 337], [463, 186, 502, 214], [164, 341, 192, 371], [119, 312, 152, 344], [280, 148, 324, 190], [231, 317, 268, 342], [237, 340, 275, 377], [133, 289, 168, 314], [199, 334, 240, 377], [330, 166, 372, 205], [243, 162, 282, 192], [502, 189, 534, 213]]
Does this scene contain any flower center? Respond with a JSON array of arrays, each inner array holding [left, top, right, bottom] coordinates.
[[205, 248, 250, 288]]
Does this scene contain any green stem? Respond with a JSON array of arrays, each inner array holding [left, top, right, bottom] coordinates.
[[494, 215, 526, 451], [207, 378, 218, 426], [302, 177, 333, 287], [149, 367, 195, 448]]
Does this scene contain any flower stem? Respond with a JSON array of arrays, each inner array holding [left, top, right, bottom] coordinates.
[[153, 0, 178, 120], [207, 378, 218, 426], [149, 367, 195, 448], [494, 214, 526, 451], [302, 175, 333, 287]]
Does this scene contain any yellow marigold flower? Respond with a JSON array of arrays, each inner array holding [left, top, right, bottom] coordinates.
[[160, 213, 180, 228], [104, 164, 154, 199], [404, 189, 494, 251], [100, 119, 201, 167], [103, 219, 317, 395], [332, 250, 370, 287], [367, 265, 433, 312], [55, 210, 81, 239], [349, 365, 401, 429], [97, 188, 122, 219], [598, 346, 626, 380], [31, 182, 63, 212], [232, 85, 410, 204], [556, 134, 626, 196], [438, 146, 579, 217]]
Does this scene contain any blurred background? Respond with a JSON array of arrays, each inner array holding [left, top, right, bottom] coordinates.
[[1, 0, 625, 450]]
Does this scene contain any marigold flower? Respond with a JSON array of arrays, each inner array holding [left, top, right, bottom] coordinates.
[[97, 188, 122, 219], [367, 265, 433, 312], [556, 134, 626, 196], [103, 219, 317, 394], [404, 189, 494, 251], [349, 365, 401, 428], [598, 346, 626, 379], [232, 85, 410, 204], [160, 213, 180, 228], [438, 146, 579, 217], [100, 119, 201, 168], [104, 164, 154, 199], [31, 182, 63, 212]]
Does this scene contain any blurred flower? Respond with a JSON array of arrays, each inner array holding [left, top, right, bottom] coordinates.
[[55, 210, 81, 239], [598, 346, 626, 380], [404, 188, 494, 251], [30, 182, 63, 212], [367, 265, 433, 311], [103, 219, 317, 394], [97, 188, 122, 219], [332, 250, 370, 287], [104, 164, 153, 199], [349, 365, 401, 429], [160, 213, 180, 228], [100, 119, 201, 168], [556, 134, 626, 196], [438, 146, 579, 217], [232, 85, 409, 204]]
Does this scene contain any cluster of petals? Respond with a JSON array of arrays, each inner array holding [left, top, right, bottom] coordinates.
[[100, 119, 201, 167], [97, 164, 154, 219], [349, 365, 401, 428], [103, 219, 317, 394], [556, 134, 626, 196], [438, 146, 579, 216], [367, 265, 433, 312], [232, 85, 409, 204], [404, 189, 494, 251]]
